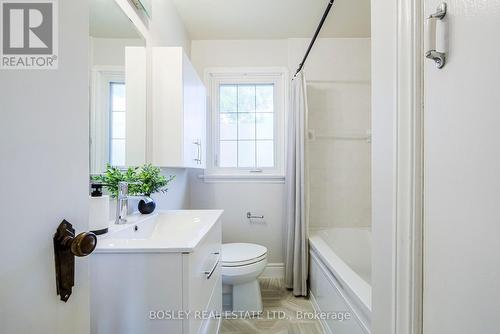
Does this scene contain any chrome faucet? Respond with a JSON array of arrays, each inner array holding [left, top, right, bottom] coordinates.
[[115, 181, 146, 224]]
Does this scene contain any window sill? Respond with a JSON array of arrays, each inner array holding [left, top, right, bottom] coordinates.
[[198, 174, 285, 184]]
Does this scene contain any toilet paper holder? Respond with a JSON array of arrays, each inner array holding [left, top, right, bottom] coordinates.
[[247, 212, 264, 219]]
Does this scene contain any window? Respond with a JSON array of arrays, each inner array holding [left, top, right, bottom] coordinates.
[[206, 69, 287, 180], [109, 82, 126, 167], [89, 67, 125, 174], [219, 84, 275, 168]]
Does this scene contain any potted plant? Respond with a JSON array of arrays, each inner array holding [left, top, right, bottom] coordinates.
[[135, 164, 175, 214], [91, 164, 139, 198], [92, 164, 175, 214]]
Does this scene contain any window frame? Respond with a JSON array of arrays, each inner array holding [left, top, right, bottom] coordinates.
[[205, 68, 288, 182], [90, 66, 125, 174], [108, 81, 127, 167]]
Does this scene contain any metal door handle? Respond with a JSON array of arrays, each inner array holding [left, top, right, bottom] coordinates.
[[70, 231, 97, 257], [425, 2, 447, 69], [53, 220, 97, 302]]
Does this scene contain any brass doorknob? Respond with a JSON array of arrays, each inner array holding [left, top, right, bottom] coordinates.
[[70, 232, 97, 257], [54, 220, 98, 302]]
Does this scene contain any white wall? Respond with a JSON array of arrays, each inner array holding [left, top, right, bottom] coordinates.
[[153, 168, 190, 210], [370, 0, 397, 333], [189, 38, 371, 265], [90, 37, 144, 66], [0, 1, 90, 333], [189, 176, 286, 264], [288, 38, 372, 229], [287, 38, 371, 82], [149, 0, 191, 54], [190, 40, 289, 73]]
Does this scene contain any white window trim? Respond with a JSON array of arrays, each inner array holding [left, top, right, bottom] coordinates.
[[203, 67, 288, 182], [90, 66, 125, 174]]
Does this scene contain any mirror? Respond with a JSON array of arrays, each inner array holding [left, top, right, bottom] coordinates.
[[89, 0, 147, 174], [131, 0, 152, 18]]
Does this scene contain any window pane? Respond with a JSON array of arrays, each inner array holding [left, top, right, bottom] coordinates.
[[217, 82, 277, 171], [256, 140, 274, 167], [111, 83, 125, 111], [220, 141, 237, 167], [220, 85, 237, 112], [238, 141, 255, 167], [111, 112, 126, 139], [256, 113, 273, 140], [111, 139, 126, 166], [256, 85, 274, 113], [220, 113, 237, 140], [237, 85, 255, 112], [238, 112, 256, 140]]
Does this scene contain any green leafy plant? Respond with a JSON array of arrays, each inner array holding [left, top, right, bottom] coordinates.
[[136, 164, 175, 196], [92, 164, 174, 198]]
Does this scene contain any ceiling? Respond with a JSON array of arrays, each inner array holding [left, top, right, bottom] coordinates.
[[90, 0, 142, 38], [172, 0, 371, 40]]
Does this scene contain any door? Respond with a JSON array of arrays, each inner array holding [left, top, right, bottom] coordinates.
[[0, 0, 90, 333], [423, 1, 500, 333]]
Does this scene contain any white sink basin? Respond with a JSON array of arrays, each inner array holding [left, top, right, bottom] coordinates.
[[95, 210, 223, 253]]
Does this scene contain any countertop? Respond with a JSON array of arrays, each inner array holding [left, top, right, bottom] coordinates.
[[94, 210, 223, 253]]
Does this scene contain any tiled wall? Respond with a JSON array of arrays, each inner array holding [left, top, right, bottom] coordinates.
[[307, 81, 371, 229], [289, 39, 372, 229]]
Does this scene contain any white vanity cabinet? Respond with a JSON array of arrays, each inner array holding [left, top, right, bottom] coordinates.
[[183, 221, 222, 334], [90, 211, 222, 334], [151, 47, 207, 168]]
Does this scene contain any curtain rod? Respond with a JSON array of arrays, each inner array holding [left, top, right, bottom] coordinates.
[[294, 0, 335, 77]]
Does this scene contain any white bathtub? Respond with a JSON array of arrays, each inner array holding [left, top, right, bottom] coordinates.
[[309, 228, 372, 334]]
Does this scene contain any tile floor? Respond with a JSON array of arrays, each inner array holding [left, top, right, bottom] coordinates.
[[220, 278, 325, 334]]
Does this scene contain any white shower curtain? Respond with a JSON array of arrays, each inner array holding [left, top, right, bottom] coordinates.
[[284, 71, 309, 297]]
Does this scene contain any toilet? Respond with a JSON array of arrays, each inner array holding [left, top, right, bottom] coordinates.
[[221, 243, 268, 312]]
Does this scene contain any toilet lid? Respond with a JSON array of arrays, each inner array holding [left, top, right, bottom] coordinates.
[[221, 243, 267, 266]]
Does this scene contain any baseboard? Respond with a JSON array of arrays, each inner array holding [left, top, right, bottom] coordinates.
[[261, 263, 284, 278], [310, 290, 333, 334]]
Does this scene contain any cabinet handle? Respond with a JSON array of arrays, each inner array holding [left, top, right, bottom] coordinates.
[[198, 139, 202, 164], [204, 253, 220, 280], [193, 139, 200, 165], [193, 139, 202, 164]]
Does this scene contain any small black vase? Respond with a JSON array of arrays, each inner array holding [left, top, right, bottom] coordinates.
[[138, 196, 156, 214]]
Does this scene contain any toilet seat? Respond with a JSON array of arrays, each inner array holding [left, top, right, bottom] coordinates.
[[221, 243, 268, 312], [222, 243, 267, 267]]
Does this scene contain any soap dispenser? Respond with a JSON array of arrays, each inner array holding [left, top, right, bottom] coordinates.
[[89, 183, 110, 235]]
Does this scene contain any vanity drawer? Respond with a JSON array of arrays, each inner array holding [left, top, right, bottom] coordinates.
[[183, 219, 222, 334], [199, 274, 222, 334]]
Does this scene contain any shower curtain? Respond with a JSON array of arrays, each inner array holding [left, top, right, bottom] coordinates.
[[284, 71, 309, 297]]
